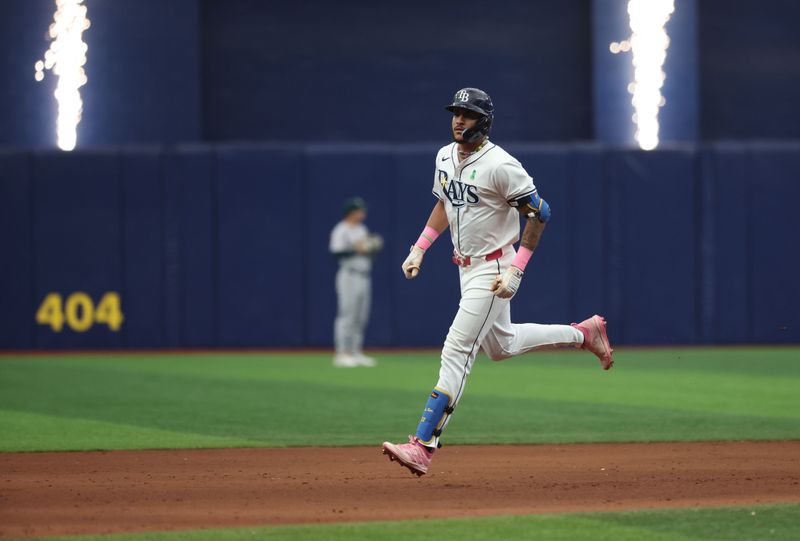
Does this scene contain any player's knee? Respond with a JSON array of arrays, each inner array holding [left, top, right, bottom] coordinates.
[[482, 339, 514, 361], [442, 334, 473, 360], [486, 348, 513, 362]]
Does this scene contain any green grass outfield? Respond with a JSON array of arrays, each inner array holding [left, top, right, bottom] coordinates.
[[28, 504, 800, 541], [0, 347, 798, 451]]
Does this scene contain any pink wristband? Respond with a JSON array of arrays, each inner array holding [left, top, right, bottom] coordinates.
[[511, 246, 533, 271], [415, 226, 440, 251]]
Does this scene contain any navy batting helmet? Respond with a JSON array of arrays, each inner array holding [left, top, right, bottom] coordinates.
[[445, 88, 494, 143]]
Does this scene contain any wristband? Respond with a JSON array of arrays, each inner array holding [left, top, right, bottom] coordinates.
[[511, 246, 533, 271], [415, 226, 440, 251]]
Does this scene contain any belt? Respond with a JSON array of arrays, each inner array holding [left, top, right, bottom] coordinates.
[[342, 268, 370, 277], [451, 248, 503, 267]]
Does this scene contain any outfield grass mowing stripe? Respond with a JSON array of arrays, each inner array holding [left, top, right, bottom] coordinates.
[[29, 349, 800, 418], [1, 348, 798, 451], [0, 410, 246, 452], [25, 504, 800, 541]]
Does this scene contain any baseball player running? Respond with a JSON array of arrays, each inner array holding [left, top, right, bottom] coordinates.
[[382, 88, 613, 476], [330, 197, 384, 367]]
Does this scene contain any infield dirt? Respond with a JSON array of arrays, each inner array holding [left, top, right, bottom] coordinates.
[[1, 441, 799, 538]]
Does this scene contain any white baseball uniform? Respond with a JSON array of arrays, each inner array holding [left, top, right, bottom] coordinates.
[[423, 140, 584, 447], [329, 221, 373, 358]]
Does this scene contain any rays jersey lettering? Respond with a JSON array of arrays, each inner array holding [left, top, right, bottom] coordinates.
[[439, 169, 479, 207], [432, 141, 540, 256]]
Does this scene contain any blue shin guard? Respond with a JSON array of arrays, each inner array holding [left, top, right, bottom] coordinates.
[[415, 387, 454, 447]]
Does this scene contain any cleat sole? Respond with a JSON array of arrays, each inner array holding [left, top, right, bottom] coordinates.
[[381, 446, 427, 477], [594, 316, 614, 370]]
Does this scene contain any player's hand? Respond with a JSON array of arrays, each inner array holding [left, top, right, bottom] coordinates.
[[492, 266, 524, 299], [367, 234, 384, 253], [402, 245, 425, 279]]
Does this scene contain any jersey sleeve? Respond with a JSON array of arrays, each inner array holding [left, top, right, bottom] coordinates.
[[432, 167, 444, 200], [431, 146, 453, 201], [493, 158, 537, 204]]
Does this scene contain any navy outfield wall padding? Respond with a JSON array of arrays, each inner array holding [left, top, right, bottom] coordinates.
[[214, 145, 306, 347], [30, 151, 124, 348], [697, 146, 717, 345], [161, 152, 182, 348], [703, 144, 750, 343], [0, 152, 34, 348], [748, 144, 800, 343], [605, 148, 699, 344], [120, 149, 166, 348], [1, 143, 800, 349], [167, 147, 217, 347], [568, 146, 608, 322]]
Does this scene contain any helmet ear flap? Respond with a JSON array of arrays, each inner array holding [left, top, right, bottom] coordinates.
[[461, 115, 492, 143], [479, 114, 492, 134]]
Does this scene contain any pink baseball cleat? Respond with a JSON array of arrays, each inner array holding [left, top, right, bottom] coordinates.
[[382, 436, 434, 476], [572, 315, 614, 370]]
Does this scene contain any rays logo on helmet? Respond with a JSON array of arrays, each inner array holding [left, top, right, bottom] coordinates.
[[456, 90, 470, 102]]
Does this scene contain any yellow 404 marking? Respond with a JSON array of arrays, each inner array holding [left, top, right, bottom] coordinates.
[[36, 292, 124, 332]]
